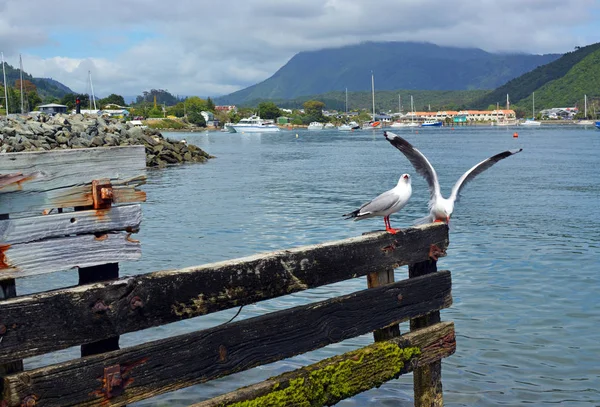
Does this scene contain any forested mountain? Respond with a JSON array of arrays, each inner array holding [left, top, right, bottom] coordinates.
[[474, 42, 600, 108], [1, 62, 73, 100], [513, 47, 600, 112], [215, 42, 559, 105]]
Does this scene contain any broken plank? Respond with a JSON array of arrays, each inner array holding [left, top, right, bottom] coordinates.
[[0, 224, 448, 362], [192, 322, 456, 407], [0, 232, 141, 279], [0, 205, 142, 244], [0, 271, 453, 407]]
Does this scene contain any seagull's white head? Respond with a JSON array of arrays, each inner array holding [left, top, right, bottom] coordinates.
[[432, 198, 453, 223], [399, 173, 411, 185]]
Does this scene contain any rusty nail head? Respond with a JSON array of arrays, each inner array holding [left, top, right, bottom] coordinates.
[[397, 294, 403, 302], [130, 296, 143, 310], [0, 324, 6, 335], [103, 364, 122, 398], [22, 395, 38, 407], [92, 300, 109, 313], [92, 179, 113, 209]]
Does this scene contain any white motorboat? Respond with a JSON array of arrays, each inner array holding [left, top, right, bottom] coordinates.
[[230, 116, 280, 133], [338, 123, 352, 131], [307, 121, 324, 130]]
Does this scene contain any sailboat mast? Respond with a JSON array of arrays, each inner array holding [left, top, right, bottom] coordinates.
[[410, 95, 414, 124], [19, 54, 24, 114], [532, 92, 535, 118], [1, 52, 8, 115], [506, 94, 510, 110], [371, 71, 375, 121], [398, 95, 401, 114], [345, 87, 348, 114], [584, 94, 587, 118], [89, 71, 97, 110]]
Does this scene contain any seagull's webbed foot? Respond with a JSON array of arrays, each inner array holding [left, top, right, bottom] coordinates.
[[385, 227, 400, 234]]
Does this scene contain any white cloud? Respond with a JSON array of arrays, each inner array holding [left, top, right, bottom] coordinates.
[[0, 0, 598, 98]]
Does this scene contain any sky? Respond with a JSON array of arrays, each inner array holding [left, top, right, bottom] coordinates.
[[1, 0, 599, 100]]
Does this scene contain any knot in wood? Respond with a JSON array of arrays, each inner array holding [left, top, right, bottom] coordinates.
[[21, 395, 38, 407], [92, 300, 109, 313], [130, 296, 143, 310], [0, 324, 6, 335]]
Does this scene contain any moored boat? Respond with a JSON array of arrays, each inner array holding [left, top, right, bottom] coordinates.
[[307, 121, 324, 130], [421, 120, 442, 127], [595, 121, 600, 129], [230, 116, 280, 133]]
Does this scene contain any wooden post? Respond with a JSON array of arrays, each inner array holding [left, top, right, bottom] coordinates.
[[409, 258, 443, 407], [74, 204, 121, 357], [0, 214, 24, 377], [367, 267, 401, 341]]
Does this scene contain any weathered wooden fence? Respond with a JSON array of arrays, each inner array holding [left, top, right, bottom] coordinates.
[[0, 146, 455, 406]]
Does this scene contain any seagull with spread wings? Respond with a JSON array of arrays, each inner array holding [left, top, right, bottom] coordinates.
[[384, 131, 522, 224]]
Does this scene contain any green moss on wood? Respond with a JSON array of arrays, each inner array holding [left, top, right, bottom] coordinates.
[[226, 342, 421, 407]]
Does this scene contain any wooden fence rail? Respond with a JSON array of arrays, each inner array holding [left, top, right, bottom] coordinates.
[[0, 146, 454, 407]]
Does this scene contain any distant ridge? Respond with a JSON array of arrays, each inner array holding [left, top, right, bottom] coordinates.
[[215, 41, 560, 105], [513, 46, 600, 111], [0, 63, 73, 100], [474, 42, 600, 108]]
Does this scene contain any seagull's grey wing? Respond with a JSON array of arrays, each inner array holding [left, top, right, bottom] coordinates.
[[449, 148, 522, 203], [384, 131, 440, 201], [358, 189, 399, 216]]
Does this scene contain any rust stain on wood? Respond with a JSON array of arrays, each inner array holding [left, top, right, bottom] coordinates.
[[0, 244, 12, 269], [0, 172, 39, 191], [94, 234, 109, 241], [125, 233, 140, 244], [90, 357, 148, 401]]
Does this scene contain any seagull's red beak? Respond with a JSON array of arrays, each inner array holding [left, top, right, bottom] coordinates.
[[403, 174, 409, 180]]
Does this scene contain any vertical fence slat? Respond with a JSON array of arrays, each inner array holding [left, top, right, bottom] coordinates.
[[409, 258, 443, 407], [367, 267, 401, 341], [0, 213, 24, 377]]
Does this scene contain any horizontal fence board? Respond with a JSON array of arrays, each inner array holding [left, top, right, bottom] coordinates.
[[0, 232, 141, 279], [0, 224, 448, 362], [0, 205, 142, 245], [0, 146, 146, 214], [192, 321, 456, 407], [1, 271, 452, 406], [0, 179, 146, 216]]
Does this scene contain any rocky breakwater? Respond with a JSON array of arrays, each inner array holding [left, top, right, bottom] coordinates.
[[0, 114, 213, 167]]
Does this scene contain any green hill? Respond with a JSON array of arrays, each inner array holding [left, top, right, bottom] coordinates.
[[241, 89, 487, 112], [514, 47, 600, 113], [215, 42, 559, 105], [1, 62, 73, 101], [474, 42, 600, 109]]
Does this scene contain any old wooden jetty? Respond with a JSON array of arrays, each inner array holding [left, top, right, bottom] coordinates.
[[0, 146, 455, 406]]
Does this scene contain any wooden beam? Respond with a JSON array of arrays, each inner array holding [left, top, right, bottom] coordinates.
[[367, 267, 400, 341], [0, 205, 142, 245], [191, 322, 456, 407], [0, 232, 141, 279], [409, 259, 443, 407], [0, 146, 146, 214], [1, 271, 452, 407], [0, 224, 448, 362]]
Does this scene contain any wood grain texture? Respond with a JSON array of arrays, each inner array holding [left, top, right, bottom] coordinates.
[[0, 271, 452, 407], [409, 259, 444, 407], [0, 224, 448, 362], [0, 205, 142, 244], [0, 232, 141, 279], [0, 146, 146, 214], [191, 322, 456, 407]]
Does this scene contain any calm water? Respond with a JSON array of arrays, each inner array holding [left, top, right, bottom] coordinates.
[[19, 125, 600, 406]]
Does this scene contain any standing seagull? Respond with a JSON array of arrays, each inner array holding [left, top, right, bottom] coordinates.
[[383, 131, 522, 223], [343, 174, 412, 234]]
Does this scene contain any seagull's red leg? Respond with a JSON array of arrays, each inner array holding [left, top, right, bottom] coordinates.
[[384, 216, 399, 234]]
